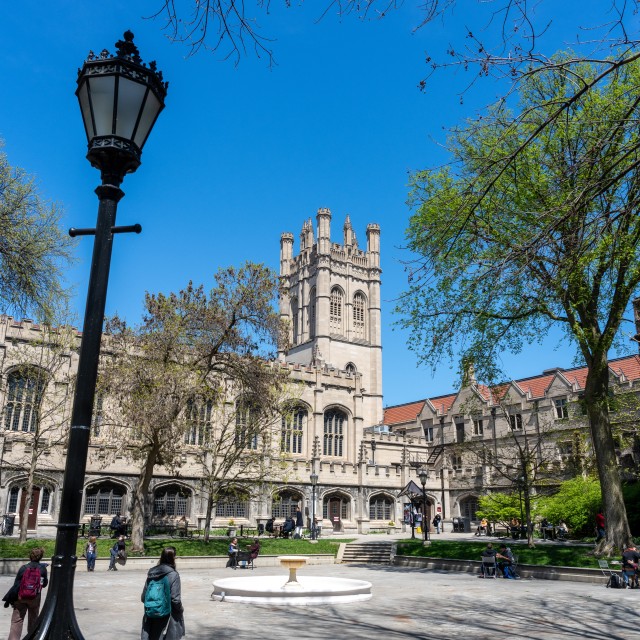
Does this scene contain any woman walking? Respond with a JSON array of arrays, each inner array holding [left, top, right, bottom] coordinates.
[[141, 546, 185, 640]]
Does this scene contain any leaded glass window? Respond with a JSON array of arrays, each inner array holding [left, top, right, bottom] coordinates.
[[4, 369, 45, 432], [323, 409, 345, 457]]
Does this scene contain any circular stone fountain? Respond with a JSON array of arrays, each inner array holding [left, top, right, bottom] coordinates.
[[211, 555, 372, 605]]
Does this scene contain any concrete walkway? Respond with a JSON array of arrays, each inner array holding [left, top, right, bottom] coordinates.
[[0, 559, 636, 639]]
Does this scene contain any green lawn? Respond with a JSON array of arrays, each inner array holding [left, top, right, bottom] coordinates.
[[396, 540, 602, 569], [0, 536, 350, 560]]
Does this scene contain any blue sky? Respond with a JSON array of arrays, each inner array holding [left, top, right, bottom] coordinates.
[[2, 1, 638, 408]]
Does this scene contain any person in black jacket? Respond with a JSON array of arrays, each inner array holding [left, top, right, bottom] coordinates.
[[282, 516, 295, 538], [295, 508, 304, 537], [5, 547, 48, 640]]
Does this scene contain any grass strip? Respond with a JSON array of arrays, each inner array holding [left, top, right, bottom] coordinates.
[[396, 540, 601, 569], [0, 537, 350, 560]]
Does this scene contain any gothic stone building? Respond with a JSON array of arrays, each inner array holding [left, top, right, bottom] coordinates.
[[2, 208, 638, 537], [0, 209, 431, 537]]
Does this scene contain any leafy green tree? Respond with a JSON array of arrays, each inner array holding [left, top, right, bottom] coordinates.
[[476, 492, 530, 529], [0, 143, 73, 321], [537, 477, 601, 537], [97, 263, 291, 552], [401, 57, 640, 554]]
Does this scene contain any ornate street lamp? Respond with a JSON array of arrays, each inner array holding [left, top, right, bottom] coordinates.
[[29, 32, 167, 640], [310, 472, 319, 540], [418, 468, 430, 543]]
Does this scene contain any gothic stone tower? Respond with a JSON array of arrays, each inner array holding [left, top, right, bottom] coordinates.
[[279, 208, 383, 427]]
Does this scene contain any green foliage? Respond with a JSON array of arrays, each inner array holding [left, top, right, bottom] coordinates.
[[396, 540, 602, 569], [0, 143, 73, 321], [537, 476, 601, 536], [476, 492, 528, 525], [402, 55, 640, 380], [401, 53, 640, 546]]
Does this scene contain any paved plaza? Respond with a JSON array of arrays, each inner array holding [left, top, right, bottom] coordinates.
[[0, 560, 638, 640]]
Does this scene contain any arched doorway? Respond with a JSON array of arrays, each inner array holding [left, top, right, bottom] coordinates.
[[323, 492, 350, 532], [7, 484, 52, 530]]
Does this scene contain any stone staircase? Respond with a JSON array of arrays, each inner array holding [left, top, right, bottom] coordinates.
[[341, 541, 394, 564]]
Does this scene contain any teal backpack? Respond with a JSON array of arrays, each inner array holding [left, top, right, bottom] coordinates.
[[144, 575, 171, 618]]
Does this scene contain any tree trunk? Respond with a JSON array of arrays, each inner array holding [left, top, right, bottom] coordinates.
[[203, 494, 214, 544], [585, 354, 632, 555], [19, 443, 39, 543], [129, 448, 159, 552], [19, 478, 33, 544]]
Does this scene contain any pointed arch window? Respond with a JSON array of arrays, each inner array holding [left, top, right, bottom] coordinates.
[[308, 287, 316, 339], [323, 409, 346, 457], [291, 297, 299, 345], [4, 369, 45, 433], [235, 401, 259, 450], [271, 490, 301, 518], [185, 398, 212, 445], [153, 485, 191, 517], [369, 495, 393, 520], [215, 491, 249, 519], [353, 292, 366, 340], [84, 482, 125, 516], [329, 287, 343, 334], [281, 407, 305, 454]]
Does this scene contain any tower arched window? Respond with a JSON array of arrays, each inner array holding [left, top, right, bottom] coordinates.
[[323, 409, 346, 457], [281, 406, 306, 454], [291, 297, 299, 345], [353, 292, 366, 340], [329, 287, 343, 334], [308, 288, 316, 339], [4, 368, 46, 433]]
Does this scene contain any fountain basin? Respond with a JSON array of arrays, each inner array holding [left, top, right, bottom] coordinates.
[[211, 575, 373, 605]]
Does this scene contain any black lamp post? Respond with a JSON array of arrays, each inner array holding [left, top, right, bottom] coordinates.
[[310, 472, 318, 540], [28, 32, 167, 640], [418, 468, 429, 542]]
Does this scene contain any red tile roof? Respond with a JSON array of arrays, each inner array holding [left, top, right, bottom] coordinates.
[[427, 393, 457, 415], [383, 400, 425, 426], [385, 354, 640, 419], [515, 374, 555, 398]]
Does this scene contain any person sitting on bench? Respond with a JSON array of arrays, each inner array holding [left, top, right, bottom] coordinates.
[[227, 538, 239, 568], [282, 516, 295, 538], [265, 517, 275, 536]]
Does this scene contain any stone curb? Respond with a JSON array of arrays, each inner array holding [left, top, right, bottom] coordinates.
[[393, 555, 607, 584]]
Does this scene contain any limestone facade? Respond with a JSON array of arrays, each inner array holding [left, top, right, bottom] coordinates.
[[0, 210, 438, 538]]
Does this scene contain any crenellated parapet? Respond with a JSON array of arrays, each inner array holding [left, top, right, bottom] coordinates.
[[0, 315, 83, 344]]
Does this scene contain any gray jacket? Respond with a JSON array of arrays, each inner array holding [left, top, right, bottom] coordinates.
[[140, 564, 184, 640]]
